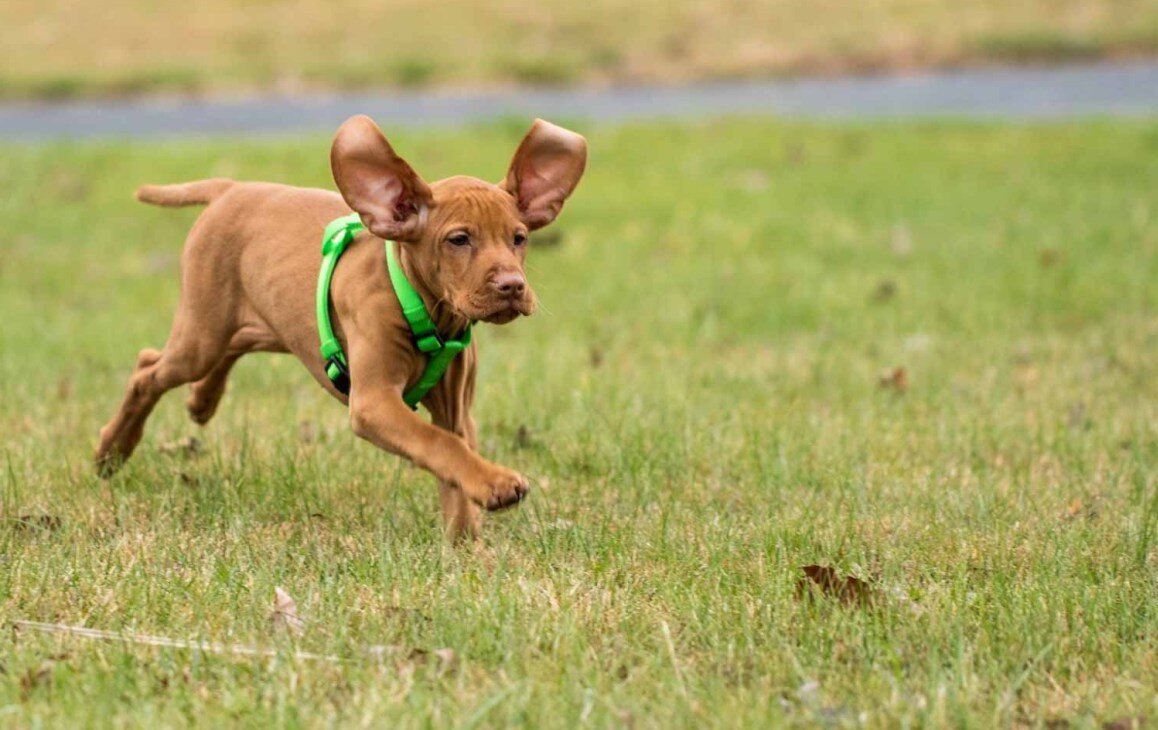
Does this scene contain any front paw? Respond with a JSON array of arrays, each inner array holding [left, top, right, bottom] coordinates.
[[461, 464, 529, 511]]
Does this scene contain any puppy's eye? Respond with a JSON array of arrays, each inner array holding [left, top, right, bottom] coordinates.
[[447, 232, 471, 247], [513, 233, 527, 247]]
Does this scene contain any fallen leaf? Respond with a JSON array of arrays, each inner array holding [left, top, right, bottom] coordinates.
[[56, 376, 74, 401], [795, 565, 879, 606], [365, 645, 457, 676], [872, 280, 897, 302], [515, 425, 534, 450], [589, 346, 604, 368], [1039, 248, 1062, 268], [270, 587, 305, 637], [20, 660, 57, 697], [403, 647, 457, 676], [878, 367, 908, 393], [14, 515, 62, 532], [1062, 495, 1101, 522], [159, 436, 202, 457]]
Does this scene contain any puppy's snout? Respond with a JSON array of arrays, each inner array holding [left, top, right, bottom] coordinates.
[[491, 271, 526, 298]]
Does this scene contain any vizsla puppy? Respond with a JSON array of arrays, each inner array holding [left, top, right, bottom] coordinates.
[[95, 115, 587, 540]]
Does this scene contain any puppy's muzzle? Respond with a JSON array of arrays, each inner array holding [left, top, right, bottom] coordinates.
[[491, 271, 526, 299]]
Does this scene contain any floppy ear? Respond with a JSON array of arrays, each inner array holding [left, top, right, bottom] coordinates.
[[331, 115, 433, 242], [500, 119, 587, 230]]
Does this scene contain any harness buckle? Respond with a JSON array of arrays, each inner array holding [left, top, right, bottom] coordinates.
[[324, 355, 351, 395], [414, 332, 443, 354]]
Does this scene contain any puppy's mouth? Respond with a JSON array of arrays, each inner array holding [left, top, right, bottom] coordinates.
[[482, 308, 522, 325], [460, 294, 536, 325]]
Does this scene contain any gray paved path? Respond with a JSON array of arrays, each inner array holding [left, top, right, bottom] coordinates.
[[1, 61, 1155, 140]]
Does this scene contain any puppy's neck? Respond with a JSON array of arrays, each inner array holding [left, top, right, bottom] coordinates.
[[396, 244, 471, 339]]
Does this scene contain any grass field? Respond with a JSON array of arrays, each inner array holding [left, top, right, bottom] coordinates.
[[3, 0, 1158, 99], [1, 118, 1156, 727]]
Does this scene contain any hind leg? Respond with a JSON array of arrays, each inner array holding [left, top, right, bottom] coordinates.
[[186, 351, 243, 425], [96, 313, 233, 476]]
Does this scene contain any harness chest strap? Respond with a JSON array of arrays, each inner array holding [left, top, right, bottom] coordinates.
[[315, 213, 472, 410]]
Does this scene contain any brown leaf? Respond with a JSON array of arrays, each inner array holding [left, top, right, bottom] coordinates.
[[1103, 716, 1147, 730], [795, 565, 879, 606], [872, 280, 897, 302], [20, 660, 57, 697], [1064, 498, 1084, 519], [14, 514, 62, 532], [1062, 495, 1101, 522], [515, 425, 534, 450], [270, 587, 305, 637], [402, 647, 457, 676], [56, 376, 74, 401], [364, 645, 457, 676], [878, 367, 908, 393], [159, 436, 202, 457]]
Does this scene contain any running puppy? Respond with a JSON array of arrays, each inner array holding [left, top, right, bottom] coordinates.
[[95, 116, 587, 540]]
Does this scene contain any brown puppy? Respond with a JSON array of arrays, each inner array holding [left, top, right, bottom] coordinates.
[[95, 115, 587, 540]]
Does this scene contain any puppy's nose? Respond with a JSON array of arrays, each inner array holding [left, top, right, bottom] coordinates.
[[492, 272, 526, 298]]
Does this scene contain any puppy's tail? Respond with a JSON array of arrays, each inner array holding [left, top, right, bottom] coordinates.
[[136, 178, 235, 208]]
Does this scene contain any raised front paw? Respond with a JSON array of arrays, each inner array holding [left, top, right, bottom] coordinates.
[[461, 464, 529, 511]]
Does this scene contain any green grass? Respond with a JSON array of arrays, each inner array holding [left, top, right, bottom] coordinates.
[[1, 119, 1156, 727], [4, 0, 1158, 99]]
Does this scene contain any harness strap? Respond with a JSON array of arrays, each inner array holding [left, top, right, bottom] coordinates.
[[316, 213, 472, 410]]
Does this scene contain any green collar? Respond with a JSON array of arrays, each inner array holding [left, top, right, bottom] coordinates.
[[316, 213, 472, 410]]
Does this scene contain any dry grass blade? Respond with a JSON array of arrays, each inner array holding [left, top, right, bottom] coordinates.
[[11, 620, 339, 662]]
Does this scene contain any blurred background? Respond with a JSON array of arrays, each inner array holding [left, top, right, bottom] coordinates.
[[4, 0, 1157, 99]]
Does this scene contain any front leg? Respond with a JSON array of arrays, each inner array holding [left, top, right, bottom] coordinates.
[[349, 396, 527, 511], [345, 333, 528, 514], [426, 346, 485, 541], [436, 416, 483, 541]]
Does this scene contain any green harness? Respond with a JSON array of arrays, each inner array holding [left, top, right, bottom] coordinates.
[[316, 213, 472, 410]]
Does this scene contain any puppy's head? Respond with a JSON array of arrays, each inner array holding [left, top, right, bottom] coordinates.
[[331, 116, 586, 324]]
